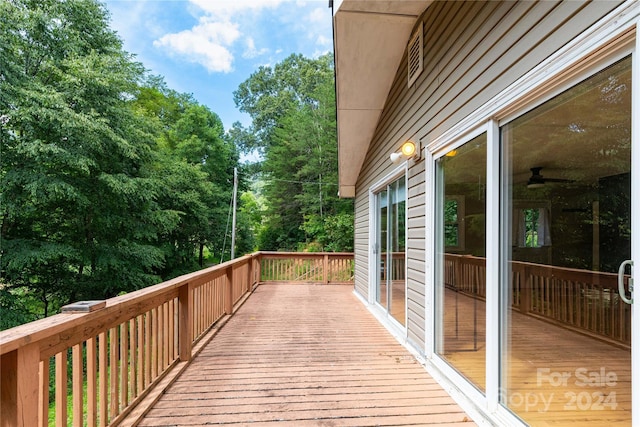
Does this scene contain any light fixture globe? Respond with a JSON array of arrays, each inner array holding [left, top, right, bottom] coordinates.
[[527, 182, 545, 189], [390, 139, 421, 164], [400, 141, 417, 157]]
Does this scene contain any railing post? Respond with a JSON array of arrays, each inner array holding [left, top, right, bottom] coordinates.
[[256, 254, 262, 285], [323, 254, 329, 285], [521, 265, 531, 314], [178, 283, 192, 362], [1, 343, 39, 427], [246, 258, 252, 293], [454, 256, 462, 291], [225, 266, 234, 314]]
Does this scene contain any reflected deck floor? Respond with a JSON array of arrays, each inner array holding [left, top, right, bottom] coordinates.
[[138, 285, 475, 426], [442, 290, 631, 426]]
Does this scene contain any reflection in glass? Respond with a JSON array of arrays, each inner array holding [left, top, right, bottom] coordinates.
[[500, 57, 631, 425], [377, 190, 388, 309], [390, 178, 406, 325], [375, 177, 406, 325], [436, 133, 487, 391]]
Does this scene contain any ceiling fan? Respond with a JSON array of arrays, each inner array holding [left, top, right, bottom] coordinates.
[[527, 167, 572, 189]]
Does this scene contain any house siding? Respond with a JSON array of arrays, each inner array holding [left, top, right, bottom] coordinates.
[[352, 0, 622, 353]]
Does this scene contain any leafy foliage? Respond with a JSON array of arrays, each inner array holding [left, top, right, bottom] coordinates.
[[0, 0, 241, 327], [233, 53, 354, 251], [0, 1, 354, 329]]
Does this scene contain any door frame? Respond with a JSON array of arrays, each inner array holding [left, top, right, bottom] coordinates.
[[421, 5, 640, 425], [630, 24, 639, 427], [369, 164, 408, 329]]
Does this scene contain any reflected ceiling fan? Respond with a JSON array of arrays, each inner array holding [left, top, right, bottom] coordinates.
[[527, 167, 573, 189]]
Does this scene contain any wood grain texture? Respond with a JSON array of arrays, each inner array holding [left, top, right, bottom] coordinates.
[[138, 285, 474, 426]]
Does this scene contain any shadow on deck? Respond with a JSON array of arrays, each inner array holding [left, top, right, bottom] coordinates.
[[137, 285, 475, 426]]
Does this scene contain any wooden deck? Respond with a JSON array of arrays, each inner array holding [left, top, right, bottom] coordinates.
[[137, 285, 476, 426]]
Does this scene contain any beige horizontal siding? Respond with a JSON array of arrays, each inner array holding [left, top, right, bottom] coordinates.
[[352, 0, 621, 354]]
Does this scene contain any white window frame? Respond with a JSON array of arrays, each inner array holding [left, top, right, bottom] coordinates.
[[512, 201, 552, 249], [368, 163, 409, 333], [421, 2, 640, 425], [428, 125, 489, 415]]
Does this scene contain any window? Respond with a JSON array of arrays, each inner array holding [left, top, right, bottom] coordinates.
[[513, 206, 551, 248], [444, 196, 465, 250], [522, 208, 539, 247], [374, 175, 407, 326], [435, 133, 486, 392], [500, 56, 631, 425]]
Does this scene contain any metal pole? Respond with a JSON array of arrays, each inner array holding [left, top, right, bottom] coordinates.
[[231, 167, 238, 260]]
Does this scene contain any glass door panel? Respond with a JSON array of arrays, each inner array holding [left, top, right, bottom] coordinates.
[[377, 189, 388, 309], [375, 177, 406, 325], [436, 133, 487, 391], [390, 178, 406, 325], [500, 57, 632, 426]]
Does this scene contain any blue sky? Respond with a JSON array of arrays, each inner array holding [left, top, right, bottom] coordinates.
[[103, 0, 334, 131]]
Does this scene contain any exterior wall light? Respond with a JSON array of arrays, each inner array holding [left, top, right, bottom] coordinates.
[[390, 140, 421, 163]]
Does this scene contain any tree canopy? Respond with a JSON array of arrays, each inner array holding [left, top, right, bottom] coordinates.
[[0, 0, 242, 327], [0, 0, 352, 329], [232, 53, 353, 251]]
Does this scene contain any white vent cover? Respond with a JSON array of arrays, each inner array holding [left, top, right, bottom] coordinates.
[[407, 22, 423, 87]]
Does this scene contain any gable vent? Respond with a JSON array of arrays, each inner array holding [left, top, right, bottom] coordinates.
[[407, 22, 423, 87]]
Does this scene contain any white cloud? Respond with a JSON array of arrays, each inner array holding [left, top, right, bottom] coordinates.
[[189, 0, 285, 18], [316, 34, 331, 47], [307, 7, 326, 24], [154, 0, 286, 73], [108, 1, 164, 51], [243, 36, 269, 59], [152, 0, 333, 74], [153, 20, 241, 73], [303, 6, 333, 52]]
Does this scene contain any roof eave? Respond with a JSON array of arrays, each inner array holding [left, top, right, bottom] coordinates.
[[333, 1, 431, 198]]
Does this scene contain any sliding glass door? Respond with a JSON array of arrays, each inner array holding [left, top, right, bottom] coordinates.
[[500, 56, 632, 426], [375, 175, 407, 326], [435, 133, 487, 391]]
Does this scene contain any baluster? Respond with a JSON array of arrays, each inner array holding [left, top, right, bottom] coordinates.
[[39, 359, 49, 427], [72, 344, 83, 427], [87, 337, 97, 427], [56, 350, 68, 427], [98, 332, 108, 427]]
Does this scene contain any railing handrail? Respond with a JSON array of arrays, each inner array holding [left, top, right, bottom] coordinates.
[[258, 251, 355, 285], [444, 253, 631, 347], [0, 253, 256, 355], [257, 251, 354, 257], [0, 252, 355, 352], [0, 251, 355, 427]]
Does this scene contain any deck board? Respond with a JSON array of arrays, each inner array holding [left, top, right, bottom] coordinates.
[[138, 285, 475, 426]]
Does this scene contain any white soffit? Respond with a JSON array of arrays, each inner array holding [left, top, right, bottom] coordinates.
[[334, 0, 431, 197]]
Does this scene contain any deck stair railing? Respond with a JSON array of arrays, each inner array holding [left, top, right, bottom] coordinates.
[[0, 252, 354, 427]]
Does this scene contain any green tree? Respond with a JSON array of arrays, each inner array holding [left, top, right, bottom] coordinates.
[[133, 78, 242, 272], [233, 53, 353, 251], [0, 0, 167, 319]]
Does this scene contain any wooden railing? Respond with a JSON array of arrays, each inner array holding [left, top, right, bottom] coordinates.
[[0, 252, 354, 427], [259, 252, 354, 284], [380, 252, 406, 281], [444, 254, 631, 347]]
